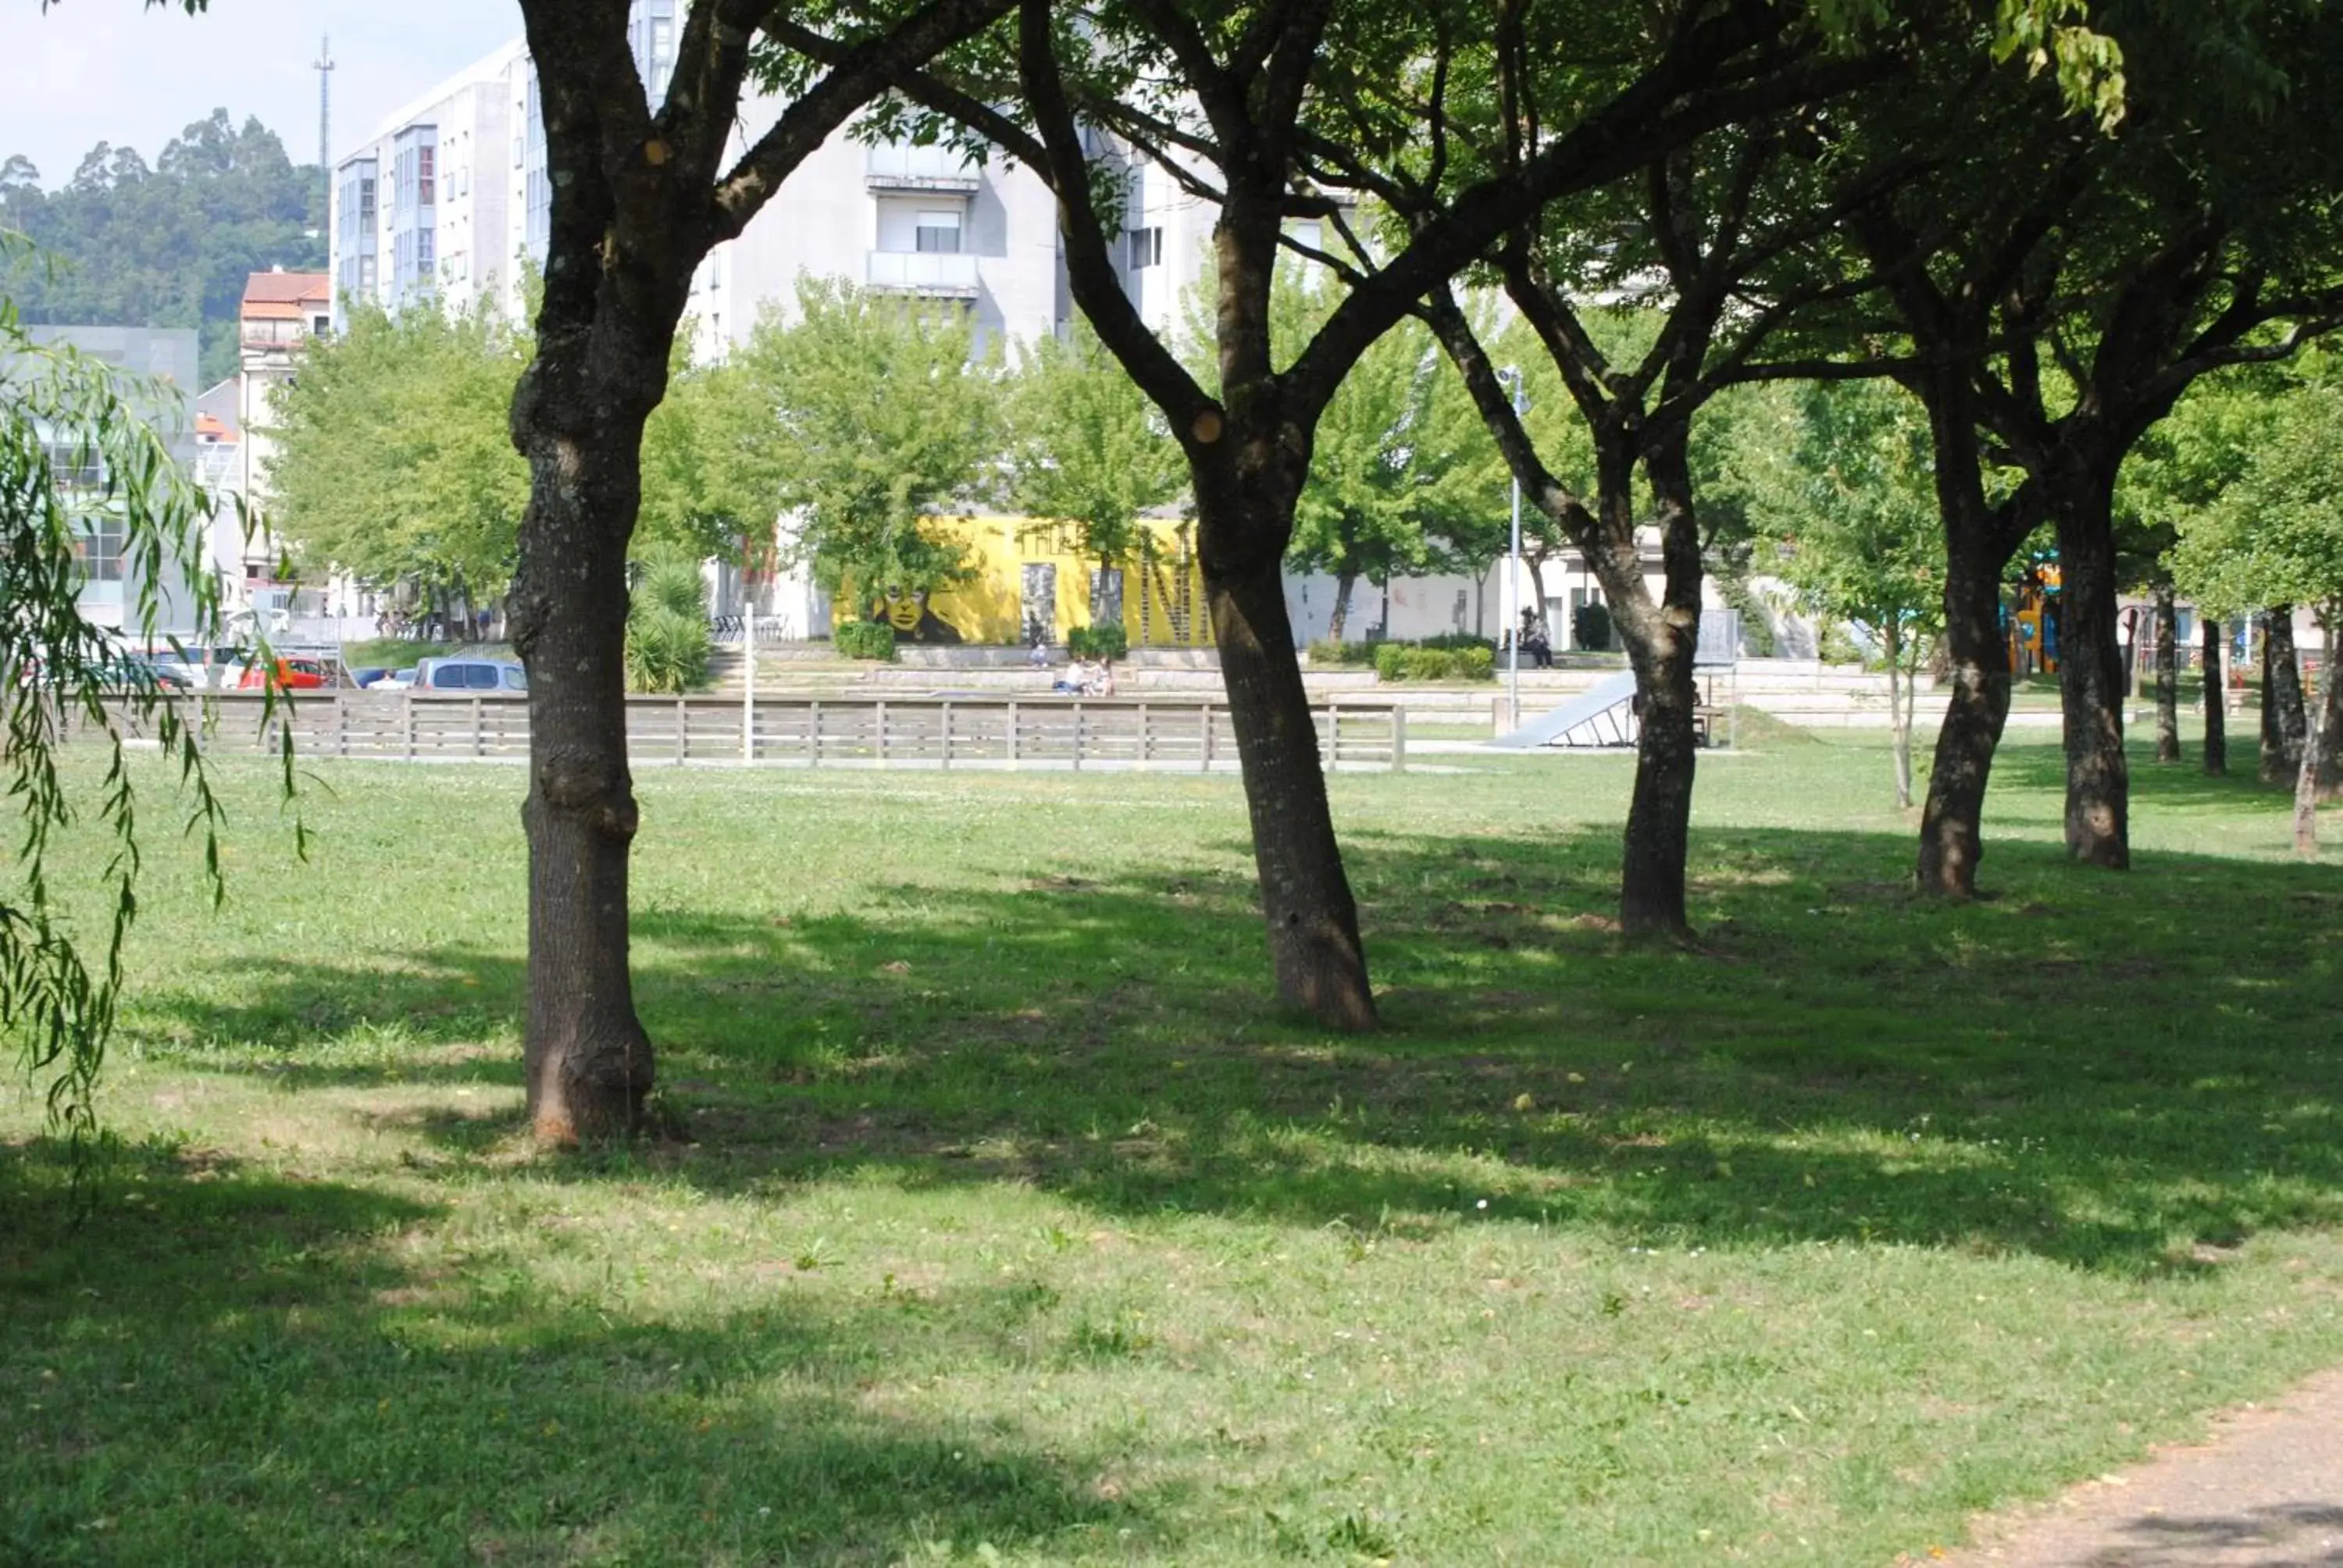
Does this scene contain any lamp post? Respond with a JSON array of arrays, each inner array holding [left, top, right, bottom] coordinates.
[[1497, 365, 1528, 728]]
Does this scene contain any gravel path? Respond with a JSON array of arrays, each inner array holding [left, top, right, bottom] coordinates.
[[1933, 1366, 2343, 1566]]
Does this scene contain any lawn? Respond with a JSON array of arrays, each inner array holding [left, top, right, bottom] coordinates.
[[4, 731, 2339, 1566]]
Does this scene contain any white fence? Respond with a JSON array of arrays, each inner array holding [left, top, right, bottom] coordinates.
[[131, 693, 1408, 772]]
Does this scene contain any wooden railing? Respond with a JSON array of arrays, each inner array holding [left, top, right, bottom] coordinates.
[[131, 693, 1408, 772]]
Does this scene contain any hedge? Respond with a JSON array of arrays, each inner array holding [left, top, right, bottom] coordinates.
[[834, 620, 899, 661]]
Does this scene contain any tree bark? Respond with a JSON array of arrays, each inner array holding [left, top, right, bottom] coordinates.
[[2263, 608, 2306, 784], [1885, 623, 1913, 810], [2202, 612, 2227, 776], [1608, 434, 1702, 939], [1328, 569, 1357, 643], [2153, 586, 2181, 763], [2048, 465, 2130, 868], [1914, 390, 2020, 896], [509, 364, 662, 1142], [1195, 462, 1376, 1031], [2315, 604, 2343, 802]]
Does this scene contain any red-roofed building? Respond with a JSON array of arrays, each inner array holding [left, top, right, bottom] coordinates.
[[235, 268, 330, 598]]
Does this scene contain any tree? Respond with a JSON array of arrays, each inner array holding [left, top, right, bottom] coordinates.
[[2170, 371, 2343, 798], [505, 0, 1016, 1139], [741, 279, 1001, 622], [1755, 381, 1944, 807], [1007, 316, 1186, 618], [1279, 280, 1498, 643], [1, 112, 324, 383], [1, 238, 250, 1139], [825, 0, 1878, 1017], [267, 297, 758, 614], [2120, 371, 2270, 775], [264, 298, 531, 614], [1917, 5, 2343, 870], [1416, 55, 1915, 935]]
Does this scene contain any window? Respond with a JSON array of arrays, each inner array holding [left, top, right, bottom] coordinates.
[[465, 665, 500, 690], [1127, 226, 1162, 269], [430, 664, 469, 690], [73, 512, 126, 584], [1290, 219, 1324, 253], [416, 228, 435, 275], [500, 667, 527, 691], [417, 145, 435, 206], [42, 438, 103, 490], [915, 209, 962, 253], [312, 315, 330, 335]]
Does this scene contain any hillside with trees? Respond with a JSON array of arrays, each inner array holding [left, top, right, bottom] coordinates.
[[0, 110, 324, 383]]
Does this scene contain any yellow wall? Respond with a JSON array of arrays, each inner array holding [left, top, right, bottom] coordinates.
[[912, 515, 1214, 647]]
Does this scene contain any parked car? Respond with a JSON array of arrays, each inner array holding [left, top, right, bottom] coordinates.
[[237, 657, 333, 691], [411, 657, 526, 694], [349, 666, 392, 689], [373, 667, 418, 691], [87, 654, 191, 693]]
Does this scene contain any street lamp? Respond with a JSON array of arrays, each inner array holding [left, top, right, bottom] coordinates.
[[1496, 365, 1528, 728]]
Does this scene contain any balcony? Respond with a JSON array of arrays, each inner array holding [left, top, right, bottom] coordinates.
[[866, 249, 980, 298], [865, 141, 981, 192]]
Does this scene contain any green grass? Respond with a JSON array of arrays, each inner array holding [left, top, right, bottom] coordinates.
[[5, 732, 2340, 1566]]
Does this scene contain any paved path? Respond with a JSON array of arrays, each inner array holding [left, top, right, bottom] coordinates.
[[1938, 1366, 2343, 1566]]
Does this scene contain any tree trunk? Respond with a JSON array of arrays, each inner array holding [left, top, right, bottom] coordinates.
[[1916, 397, 2018, 896], [1196, 473, 1376, 1031], [1607, 435, 1702, 939], [1327, 569, 1357, 643], [2202, 613, 2227, 776], [2153, 586, 2180, 763], [2263, 608, 2306, 783], [2297, 697, 2323, 858], [507, 350, 663, 1142], [1885, 623, 1913, 810], [2048, 466, 2129, 868], [2315, 604, 2343, 802]]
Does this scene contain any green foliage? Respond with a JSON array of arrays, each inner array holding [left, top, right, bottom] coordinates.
[[1751, 382, 1945, 661], [638, 341, 784, 561], [623, 557, 711, 695], [1572, 601, 1614, 652], [742, 280, 997, 613], [1417, 632, 1496, 654], [1373, 643, 1494, 682], [833, 620, 898, 661], [1277, 268, 1503, 587], [1007, 319, 1185, 566], [1307, 637, 1382, 668], [2159, 362, 2343, 619], [263, 298, 529, 603], [0, 112, 326, 383], [1066, 622, 1127, 661], [0, 234, 265, 1137]]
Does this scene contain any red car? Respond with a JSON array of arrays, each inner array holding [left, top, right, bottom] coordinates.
[[238, 657, 333, 691]]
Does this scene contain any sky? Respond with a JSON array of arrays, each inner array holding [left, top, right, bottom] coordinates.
[[2, 0, 526, 186]]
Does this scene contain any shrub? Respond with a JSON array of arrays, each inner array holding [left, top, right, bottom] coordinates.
[[833, 619, 899, 661], [1068, 622, 1129, 661], [1572, 601, 1614, 652], [1307, 638, 1382, 667], [625, 558, 712, 693], [626, 610, 712, 693], [1817, 622, 1865, 666], [1418, 632, 1496, 654], [1371, 643, 1498, 682]]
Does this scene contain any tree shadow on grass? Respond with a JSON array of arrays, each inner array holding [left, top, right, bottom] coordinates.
[[0, 1137, 1142, 1566], [133, 819, 2343, 1278], [1982, 734, 2309, 816]]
